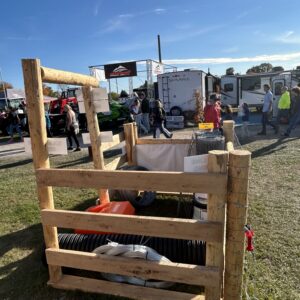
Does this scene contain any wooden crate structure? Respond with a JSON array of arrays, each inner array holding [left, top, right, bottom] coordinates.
[[22, 59, 251, 300]]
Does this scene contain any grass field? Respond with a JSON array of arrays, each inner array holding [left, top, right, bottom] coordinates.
[[0, 136, 299, 300]]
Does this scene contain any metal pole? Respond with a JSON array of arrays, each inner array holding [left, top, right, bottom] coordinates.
[[0, 68, 8, 108], [157, 35, 162, 63], [115, 78, 119, 94], [108, 79, 112, 101]]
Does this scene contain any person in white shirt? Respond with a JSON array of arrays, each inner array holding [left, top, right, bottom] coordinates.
[[258, 84, 276, 135]]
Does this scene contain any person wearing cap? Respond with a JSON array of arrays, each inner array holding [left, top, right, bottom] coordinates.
[[274, 86, 290, 133]]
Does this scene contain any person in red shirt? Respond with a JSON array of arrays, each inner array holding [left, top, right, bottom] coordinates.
[[204, 97, 221, 129]]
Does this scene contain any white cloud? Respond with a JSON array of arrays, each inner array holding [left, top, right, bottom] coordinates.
[[93, 1, 103, 16], [154, 8, 166, 14], [163, 51, 300, 65], [277, 31, 300, 44]]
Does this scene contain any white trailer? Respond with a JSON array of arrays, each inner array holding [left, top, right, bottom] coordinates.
[[157, 70, 217, 117], [221, 69, 300, 116]]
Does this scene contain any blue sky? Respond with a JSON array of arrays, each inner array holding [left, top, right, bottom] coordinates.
[[1, 0, 300, 91]]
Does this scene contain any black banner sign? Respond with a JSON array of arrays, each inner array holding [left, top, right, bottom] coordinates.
[[104, 61, 137, 79]]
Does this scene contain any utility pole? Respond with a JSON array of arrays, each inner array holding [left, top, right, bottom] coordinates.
[[157, 34, 162, 63]]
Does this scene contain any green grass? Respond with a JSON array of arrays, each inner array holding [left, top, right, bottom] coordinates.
[[0, 138, 300, 300]]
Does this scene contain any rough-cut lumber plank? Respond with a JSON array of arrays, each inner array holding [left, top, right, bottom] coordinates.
[[49, 275, 205, 300], [101, 132, 125, 152], [136, 138, 191, 145], [82, 86, 109, 203], [104, 155, 127, 170], [41, 209, 223, 242], [46, 248, 219, 287], [22, 58, 62, 283], [41, 66, 99, 87], [224, 150, 251, 300], [36, 168, 228, 194], [205, 150, 228, 300]]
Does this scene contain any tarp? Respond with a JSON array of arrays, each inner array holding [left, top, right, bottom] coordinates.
[[136, 144, 190, 172]]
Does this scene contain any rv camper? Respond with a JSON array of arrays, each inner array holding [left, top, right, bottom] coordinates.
[[157, 70, 219, 118], [221, 69, 300, 116]]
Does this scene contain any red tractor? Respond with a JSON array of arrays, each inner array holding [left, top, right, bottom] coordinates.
[[48, 88, 83, 134]]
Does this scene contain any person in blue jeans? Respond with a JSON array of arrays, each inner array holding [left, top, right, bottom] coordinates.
[[6, 107, 22, 142], [283, 86, 300, 137], [258, 84, 276, 135]]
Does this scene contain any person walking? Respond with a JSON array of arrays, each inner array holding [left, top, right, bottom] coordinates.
[[140, 92, 150, 132], [64, 104, 80, 151], [152, 99, 172, 139], [131, 99, 148, 135], [6, 107, 22, 142], [241, 103, 250, 138], [283, 86, 300, 137], [275, 86, 290, 133], [258, 84, 276, 135]]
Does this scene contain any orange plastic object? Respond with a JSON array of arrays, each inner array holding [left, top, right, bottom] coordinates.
[[75, 201, 135, 235]]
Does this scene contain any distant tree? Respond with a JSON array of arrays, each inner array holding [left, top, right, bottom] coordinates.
[[246, 63, 273, 74], [226, 67, 235, 75], [272, 66, 284, 72], [109, 91, 120, 100], [0, 81, 13, 92], [43, 84, 59, 97]]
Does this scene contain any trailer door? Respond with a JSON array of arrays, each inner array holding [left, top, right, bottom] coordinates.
[[272, 79, 285, 117], [221, 76, 237, 105]]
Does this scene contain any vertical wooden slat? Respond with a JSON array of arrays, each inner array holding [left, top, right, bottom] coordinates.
[[205, 150, 228, 300], [22, 58, 62, 282], [224, 150, 251, 300], [223, 120, 235, 144], [82, 86, 109, 203], [124, 122, 137, 165]]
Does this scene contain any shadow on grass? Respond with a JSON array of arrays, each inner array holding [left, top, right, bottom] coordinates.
[[251, 137, 298, 158], [0, 158, 32, 170], [0, 223, 49, 299], [55, 155, 92, 169]]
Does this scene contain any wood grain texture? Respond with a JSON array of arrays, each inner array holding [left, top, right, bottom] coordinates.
[[41, 209, 223, 242]]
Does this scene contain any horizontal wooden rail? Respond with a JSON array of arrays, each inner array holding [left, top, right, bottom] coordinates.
[[41, 209, 223, 242], [36, 168, 227, 194], [104, 155, 127, 170], [41, 66, 99, 87], [49, 275, 205, 300], [102, 132, 125, 152], [46, 248, 219, 287], [136, 138, 191, 145]]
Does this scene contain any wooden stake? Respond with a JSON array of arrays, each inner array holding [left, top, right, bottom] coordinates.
[[124, 123, 137, 165], [223, 120, 235, 144], [224, 150, 251, 300], [205, 150, 228, 300], [22, 58, 62, 282], [82, 86, 109, 203]]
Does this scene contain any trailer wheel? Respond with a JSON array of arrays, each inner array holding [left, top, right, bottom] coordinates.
[[170, 106, 182, 116]]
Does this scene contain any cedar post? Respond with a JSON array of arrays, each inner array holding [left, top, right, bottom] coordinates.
[[223, 120, 235, 143], [205, 150, 229, 300], [82, 86, 109, 203], [124, 122, 137, 166], [224, 150, 251, 299], [22, 58, 62, 282]]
